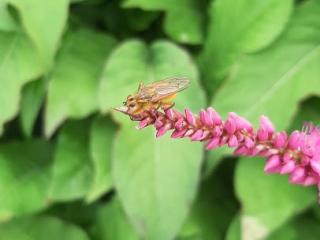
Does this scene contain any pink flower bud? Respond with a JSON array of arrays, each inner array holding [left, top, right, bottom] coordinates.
[[207, 107, 221, 125], [200, 109, 213, 127], [171, 129, 187, 138], [228, 135, 238, 147], [155, 118, 164, 129], [264, 155, 281, 173], [244, 137, 255, 148], [282, 152, 292, 162], [303, 176, 317, 186], [174, 118, 185, 130], [156, 124, 170, 138], [260, 115, 274, 133], [273, 132, 287, 148], [138, 118, 151, 129], [225, 117, 236, 135], [165, 108, 175, 120], [311, 158, 320, 175], [280, 160, 296, 174], [185, 109, 197, 126], [206, 137, 220, 150], [288, 131, 302, 149], [191, 129, 204, 141], [289, 167, 306, 184], [234, 146, 249, 155]]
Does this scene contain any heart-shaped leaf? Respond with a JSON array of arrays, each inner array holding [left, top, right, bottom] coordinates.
[[100, 39, 205, 239]]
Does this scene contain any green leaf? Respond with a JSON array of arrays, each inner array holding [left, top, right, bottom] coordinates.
[[0, 215, 89, 240], [226, 214, 241, 240], [0, 0, 18, 31], [0, 32, 42, 135], [99, 39, 205, 117], [102, 39, 205, 240], [85, 115, 116, 203], [8, 0, 69, 69], [212, 0, 320, 130], [20, 78, 46, 138], [0, 140, 53, 220], [45, 29, 116, 137], [235, 157, 315, 239], [123, 0, 204, 44], [114, 127, 203, 240], [266, 213, 320, 240], [178, 160, 238, 239], [199, 0, 293, 93], [49, 119, 92, 202], [90, 197, 139, 240]]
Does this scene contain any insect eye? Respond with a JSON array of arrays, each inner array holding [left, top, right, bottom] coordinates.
[[129, 103, 136, 108], [128, 97, 134, 101]]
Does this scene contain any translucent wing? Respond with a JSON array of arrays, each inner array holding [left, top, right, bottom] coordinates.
[[137, 77, 190, 102]]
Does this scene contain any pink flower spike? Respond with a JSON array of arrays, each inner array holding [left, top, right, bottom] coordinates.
[[273, 132, 287, 148], [206, 137, 220, 150], [200, 109, 213, 127], [264, 155, 281, 173], [117, 102, 320, 201], [185, 109, 197, 126], [289, 167, 306, 184], [260, 115, 275, 133], [191, 129, 204, 141], [280, 160, 296, 174], [207, 107, 221, 125]]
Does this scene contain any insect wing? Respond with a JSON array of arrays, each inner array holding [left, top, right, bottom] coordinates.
[[138, 77, 190, 102]]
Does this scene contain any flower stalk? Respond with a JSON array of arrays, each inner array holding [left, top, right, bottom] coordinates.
[[115, 106, 320, 201]]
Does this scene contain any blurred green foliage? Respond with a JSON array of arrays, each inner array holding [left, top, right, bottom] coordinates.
[[0, 0, 320, 239]]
